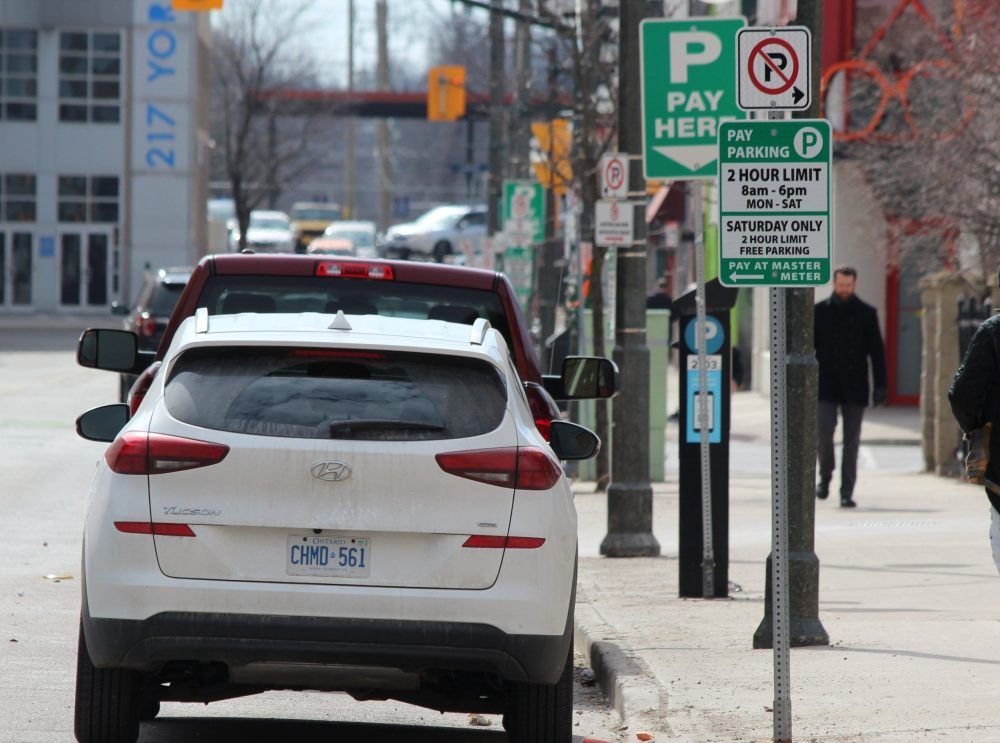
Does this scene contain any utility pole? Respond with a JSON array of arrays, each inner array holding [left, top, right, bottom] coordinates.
[[538, 44, 561, 361], [376, 0, 391, 232], [509, 0, 533, 179], [600, 0, 660, 557], [345, 0, 356, 218], [753, 0, 829, 650], [486, 0, 505, 235]]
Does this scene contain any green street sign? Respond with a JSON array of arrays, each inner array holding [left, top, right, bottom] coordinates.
[[718, 119, 832, 287], [502, 245, 535, 311], [502, 180, 545, 245], [640, 17, 746, 180]]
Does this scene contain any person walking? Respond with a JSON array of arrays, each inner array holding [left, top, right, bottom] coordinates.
[[814, 266, 887, 508], [949, 295, 1000, 567]]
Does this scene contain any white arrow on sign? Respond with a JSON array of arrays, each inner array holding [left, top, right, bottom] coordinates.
[[731, 273, 764, 281], [652, 145, 718, 173]]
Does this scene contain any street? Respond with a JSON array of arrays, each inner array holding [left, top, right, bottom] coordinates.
[[0, 330, 618, 742]]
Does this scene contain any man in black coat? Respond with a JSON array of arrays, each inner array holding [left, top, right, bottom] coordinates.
[[814, 266, 888, 507]]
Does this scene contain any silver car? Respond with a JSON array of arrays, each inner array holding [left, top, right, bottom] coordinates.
[[382, 205, 486, 262]]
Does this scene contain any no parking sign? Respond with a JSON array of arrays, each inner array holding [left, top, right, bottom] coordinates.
[[737, 27, 811, 111]]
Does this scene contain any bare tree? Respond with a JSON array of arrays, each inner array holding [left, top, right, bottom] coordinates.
[[830, 1, 1000, 276], [211, 0, 327, 249]]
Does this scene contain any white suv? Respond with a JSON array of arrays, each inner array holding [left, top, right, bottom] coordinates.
[[74, 310, 607, 743]]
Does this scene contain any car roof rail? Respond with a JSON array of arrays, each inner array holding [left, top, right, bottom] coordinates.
[[470, 317, 491, 345]]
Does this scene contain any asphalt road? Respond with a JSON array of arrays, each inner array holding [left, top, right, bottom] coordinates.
[[0, 329, 618, 743]]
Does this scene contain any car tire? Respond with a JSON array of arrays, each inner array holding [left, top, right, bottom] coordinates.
[[502, 643, 573, 743], [74, 621, 142, 743], [432, 241, 452, 263]]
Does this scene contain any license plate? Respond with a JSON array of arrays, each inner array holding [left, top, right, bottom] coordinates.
[[286, 534, 371, 578]]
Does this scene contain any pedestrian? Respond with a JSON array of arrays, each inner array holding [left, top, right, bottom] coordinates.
[[646, 276, 673, 310], [814, 266, 887, 508], [949, 289, 1000, 568]]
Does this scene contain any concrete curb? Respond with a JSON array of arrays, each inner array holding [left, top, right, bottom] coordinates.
[[0, 314, 118, 332], [574, 600, 668, 736]]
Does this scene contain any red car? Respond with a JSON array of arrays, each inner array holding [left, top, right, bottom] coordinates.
[[125, 255, 574, 436]]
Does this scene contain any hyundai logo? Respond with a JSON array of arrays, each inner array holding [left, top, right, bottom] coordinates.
[[311, 461, 352, 482]]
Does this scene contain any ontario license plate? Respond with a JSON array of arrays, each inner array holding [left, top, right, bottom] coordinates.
[[286, 534, 371, 578]]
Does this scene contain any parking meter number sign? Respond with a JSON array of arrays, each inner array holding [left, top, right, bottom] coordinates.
[[502, 181, 545, 245], [718, 119, 832, 287]]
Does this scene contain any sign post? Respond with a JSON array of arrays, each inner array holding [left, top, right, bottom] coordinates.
[[721, 112, 832, 743]]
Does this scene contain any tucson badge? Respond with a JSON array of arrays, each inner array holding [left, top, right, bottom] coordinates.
[[311, 460, 352, 482]]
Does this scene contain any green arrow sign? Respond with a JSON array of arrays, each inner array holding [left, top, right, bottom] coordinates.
[[640, 17, 746, 180], [718, 119, 832, 287]]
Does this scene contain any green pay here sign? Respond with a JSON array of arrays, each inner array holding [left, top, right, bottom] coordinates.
[[640, 17, 746, 180], [718, 119, 832, 287]]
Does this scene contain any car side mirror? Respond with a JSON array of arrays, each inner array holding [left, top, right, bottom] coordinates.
[[543, 356, 620, 400], [110, 301, 129, 316], [77, 328, 152, 373], [549, 421, 600, 461], [76, 404, 129, 442]]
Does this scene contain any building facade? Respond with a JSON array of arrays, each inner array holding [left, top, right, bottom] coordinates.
[[0, 0, 209, 315]]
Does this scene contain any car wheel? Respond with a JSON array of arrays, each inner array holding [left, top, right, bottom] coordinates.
[[503, 644, 573, 743], [432, 241, 452, 263], [74, 621, 142, 743]]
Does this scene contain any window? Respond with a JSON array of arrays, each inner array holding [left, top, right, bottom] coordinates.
[[1, 29, 38, 121], [3, 173, 35, 222], [58, 175, 119, 223], [59, 31, 122, 123], [165, 348, 508, 441]]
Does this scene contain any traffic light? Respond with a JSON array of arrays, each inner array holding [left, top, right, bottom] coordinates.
[[172, 0, 223, 9], [427, 66, 467, 122], [530, 119, 573, 195]]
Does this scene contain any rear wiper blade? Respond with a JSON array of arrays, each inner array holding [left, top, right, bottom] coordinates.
[[328, 419, 445, 436]]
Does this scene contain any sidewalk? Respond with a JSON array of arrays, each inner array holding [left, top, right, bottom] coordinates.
[[574, 392, 1000, 742]]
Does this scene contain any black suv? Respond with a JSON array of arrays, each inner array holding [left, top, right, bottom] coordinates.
[[111, 266, 191, 400]]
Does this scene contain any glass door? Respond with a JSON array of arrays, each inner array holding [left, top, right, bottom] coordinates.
[[60, 229, 110, 306], [1, 231, 33, 307]]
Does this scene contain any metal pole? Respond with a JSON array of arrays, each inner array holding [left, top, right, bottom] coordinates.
[[770, 285, 792, 742], [600, 0, 660, 558], [344, 0, 356, 218], [693, 182, 714, 597], [486, 0, 505, 235], [375, 0, 391, 232]]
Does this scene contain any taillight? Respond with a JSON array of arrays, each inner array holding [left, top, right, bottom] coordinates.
[[114, 521, 196, 537], [127, 363, 159, 415], [138, 311, 157, 338], [316, 261, 395, 280], [105, 432, 230, 475], [435, 447, 561, 491], [462, 535, 545, 549], [524, 384, 556, 442]]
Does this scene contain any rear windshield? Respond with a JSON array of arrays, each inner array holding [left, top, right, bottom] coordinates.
[[150, 282, 185, 315], [164, 347, 507, 441], [196, 276, 513, 350]]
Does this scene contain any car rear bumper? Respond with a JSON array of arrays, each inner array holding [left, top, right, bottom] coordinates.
[[82, 609, 572, 685]]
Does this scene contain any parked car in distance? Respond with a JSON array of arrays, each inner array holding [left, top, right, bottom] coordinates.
[[307, 220, 379, 258], [290, 201, 343, 252], [74, 314, 602, 742], [111, 266, 191, 401], [229, 210, 294, 253], [382, 205, 486, 262], [109, 255, 617, 446]]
